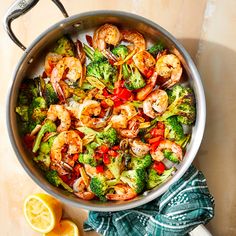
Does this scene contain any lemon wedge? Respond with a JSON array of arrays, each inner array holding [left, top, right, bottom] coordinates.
[[23, 193, 62, 233], [44, 219, 79, 236]]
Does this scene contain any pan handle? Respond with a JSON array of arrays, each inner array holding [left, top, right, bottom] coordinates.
[[3, 0, 69, 51]]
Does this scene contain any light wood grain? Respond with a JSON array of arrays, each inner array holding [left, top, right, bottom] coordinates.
[[1, 0, 236, 236]]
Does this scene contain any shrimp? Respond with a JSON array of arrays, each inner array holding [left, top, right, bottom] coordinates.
[[113, 103, 137, 120], [93, 24, 121, 51], [79, 100, 107, 129], [143, 89, 168, 118], [111, 103, 138, 133], [129, 139, 150, 157], [47, 105, 71, 132], [133, 50, 156, 76], [44, 52, 63, 77], [119, 117, 140, 139], [106, 184, 137, 201], [136, 71, 158, 101], [150, 140, 183, 162], [110, 115, 128, 129], [50, 162, 70, 176], [84, 164, 114, 180], [50, 57, 82, 100], [73, 177, 95, 200], [156, 54, 182, 89], [50, 130, 82, 163], [121, 30, 145, 51]]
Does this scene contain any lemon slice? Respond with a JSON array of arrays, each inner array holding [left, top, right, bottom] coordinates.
[[44, 219, 79, 236], [23, 193, 62, 233]]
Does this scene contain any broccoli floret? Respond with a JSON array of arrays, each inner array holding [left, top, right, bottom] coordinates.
[[90, 174, 108, 200], [81, 82, 95, 90], [53, 36, 76, 57], [39, 136, 56, 154], [99, 60, 118, 83], [107, 154, 123, 179], [87, 61, 102, 79], [43, 83, 59, 106], [96, 128, 118, 147], [17, 96, 47, 134], [16, 105, 29, 122], [163, 150, 179, 163], [32, 120, 57, 153], [28, 97, 47, 123], [120, 169, 146, 194], [46, 170, 73, 192], [176, 134, 191, 149], [94, 49, 106, 62], [146, 167, 174, 190], [17, 78, 40, 107], [148, 41, 165, 57], [122, 63, 130, 79], [168, 85, 195, 106], [176, 104, 196, 125], [79, 153, 97, 167], [129, 154, 152, 169], [78, 142, 99, 166], [164, 116, 184, 141], [16, 78, 46, 134], [83, 44, 105, 62], [158, 85, 196, 125], [33, 153, 51, 171], [124, 67, 146, 90], [87, 60, 117, 88], [112, 45, 129, 59]]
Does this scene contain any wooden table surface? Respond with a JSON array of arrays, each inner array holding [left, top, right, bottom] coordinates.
[[1, 1, 236, 235]]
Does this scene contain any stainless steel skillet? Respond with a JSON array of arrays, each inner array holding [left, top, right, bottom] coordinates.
[[4, 0, 206, 211]]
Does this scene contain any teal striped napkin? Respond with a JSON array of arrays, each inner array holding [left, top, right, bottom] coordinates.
[[84, 165, 214, 236]]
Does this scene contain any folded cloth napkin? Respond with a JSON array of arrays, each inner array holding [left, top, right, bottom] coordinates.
[[84, 165, 214, 236]]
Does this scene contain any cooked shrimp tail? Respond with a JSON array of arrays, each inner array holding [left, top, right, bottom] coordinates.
[[106, 184, 137, 200], [93, 24, 121, 51], [156, 54, 182, 89]]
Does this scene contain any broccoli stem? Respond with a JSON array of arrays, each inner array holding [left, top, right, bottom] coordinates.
[[83, 44, 94, 61], [32, 120, 56, 153]]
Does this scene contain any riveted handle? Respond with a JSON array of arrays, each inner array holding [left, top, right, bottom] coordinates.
[[3, 0, 69, 50]]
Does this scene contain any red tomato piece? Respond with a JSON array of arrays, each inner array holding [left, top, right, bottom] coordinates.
[[127, 58, 133, 65], [113, 97, 123, 107], [148, 136, 162, 144], [103, 154, 110, 164], [96, 165, 104, 173], [99, 145, 109, 153], [145, 68, 154, 78], [150, 139, 162, 152], [94, 153, 102, 160], [112, 145, 120, 151], [72, 153, 79, 161], [150, 128, 164, 137], [73, 163, 82, 174], [101, 100, 109, 108], [60, 174, 70, 184], [153, 161, 166, 175], [102, 88, 110, 97], [157, 121, 165, 130], [108, 150, 119, 157], [118, 88, 132, 100]]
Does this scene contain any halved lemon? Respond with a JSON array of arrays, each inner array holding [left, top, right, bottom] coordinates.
[[44, 219, 79, 236], [23, 193, 62, 233]]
